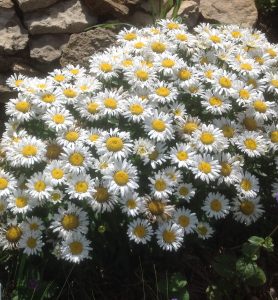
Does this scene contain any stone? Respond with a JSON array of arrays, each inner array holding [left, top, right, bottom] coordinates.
[[11, 62, 41, 76], [15, 0, 60, 13], [30, 34, 70, 63], [0, 74, 15, 103], [0, 6, 29, 54], [24, 0, 97, 35], [200, 0, 258, 27], [60, 28, 116, 67], [125, 11, 153, 27], [167, 0, 200, 27], [0, 0, 13, 8]]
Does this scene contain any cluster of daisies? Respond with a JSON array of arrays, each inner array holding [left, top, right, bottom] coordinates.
[[0, 19, 277, 263]]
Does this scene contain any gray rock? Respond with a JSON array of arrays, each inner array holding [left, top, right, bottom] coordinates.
[[167, 0, 200, 27], [125, 11, 153, 27], [60, 28, 116, 67], [24, 0, 97, 35], [200, 0, 258, 27], [30, 34, 70, 63], [15, 0, 60, 13], [0, 0, 13, 8], [0, 6, 29, 54], [83, 0, 129, 16]]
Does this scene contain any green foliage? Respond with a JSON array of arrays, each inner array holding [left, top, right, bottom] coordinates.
[[150, 0, 182, 20]]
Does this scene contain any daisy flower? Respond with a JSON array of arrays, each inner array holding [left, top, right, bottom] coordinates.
[[247, 97, 276, 121], [6, 74, 27, 90], [236, 171, 259, 198], [51, 203, 89, 237], [19, 231, 43, 256], [217, 153, 242, 185], [0, 218, 23, 250], [196, 222, 214, 240], [231, 81, 258, 107], [60, 232, 92, 264], [175, 115, 201, 140], [75, 96, 102, 122], [65, 64, 86, 79], [84, 128, 104, 148], [7, 190, 35, 214], [156, 222, 184, 251], [235, 131, 267, 157], [142, 142, 168, 169], [169, 143, 195, 168], [90, 179, 118, 213], [49, 189, 65, 204], [173, 208, 198, 234], [189, 154, 221, 183], [133, 138, 155, 158], [26, 172, 53, 202], [265, 123, 278, 152], [175, 182, 196, 202], [127, 218, 153, 244], [144, 111, 174, 142], [213, 117, 239, 141], [211, 69, 237, 95], [0, 170, 17, 198], [21, 216, 44, 233], [5, 95, 34, 122], [120, 191, 143, 217], [232, 196, 264, 226], [56, 126, 87, 148], [154, 52, 182, 77], [45, 140, 63, 161], [265, 71, 278, 94], [237, 112, 264, 132], [0, 197, 8, 215], [202, 192, 230, 219], [31, 89, 64, 111], [103, 159, 139, 198], [45, 160, 68, 186], [149, 81, 178, 104], [200, 91, 231, 115], [149, 171, 173, 199]]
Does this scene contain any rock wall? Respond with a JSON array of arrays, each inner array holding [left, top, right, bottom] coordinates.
[[0, 0, 258, 104]]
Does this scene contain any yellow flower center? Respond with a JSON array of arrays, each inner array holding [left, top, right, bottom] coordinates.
[[37, 83, 47, 89], [200, 132, 215, 145], [243, 117, 257, 131], [52, 114, 65, 124], [122, 59, 133, 67], [27, 237, 37, 249], [89, 134, 99, 142], [240, 63, 252, 71], [114, 171, 129, 186], [70, 69, 79, 75], [240, 200, 255, 215], [127, 199, 137, 209], [176, 33, 187, 41], [63, 89, 77, 98], [167, 22, 180, 29], [65, 131, 79, 142], [151, 42, 166, 53], [134, 42, 145, 49], [271, 79, 278, 88], [46, 144, 62, 159], [62, 214, 79, 230], [15, 101, 30, 113], [69, 241, 83, 255], [205, 70, 213, 79], [133, 225, 146, 238], [210, 199, 222, 212], [42, 94, 56, 103], [87, 102, 99, 114], [0, 178, 8, 190], [6, 226, 22, 242], [100, 63, 112, 72], [51, 192, 61, 201], [15, 79, 23, 87], [94, 187, 109, 203], [154, 179, 166, 191], [162, 59, 175, 68], [210, 35, 221, 43], [240, 179, 252, 191], [231, 31, 242, 38], [220, 162, 232, 176], [176, 151, 188, 161], [34, 180, 46, 192], [156, 87, 170, 97], [148, 200, 165, 216], [209, 97, 222, 106], [179, 186, 189, 196], [178, 215, 189, 227], [69, 153, 84, 166], [244, 138, 257, 150], [124, 32, 137, 40], [239, 89, 250, 99], [152, 119, 166, 132], [29, 223, 39, 230], [253, 100, 267, 113], [255, 56, 264, 64], [197, 225, 208, 236], [270, 131, 278, 143], [21, 145, 37, 157], [130, 104, 144, 115], [15, 197, 27, 208], [79, 85, 88, 92], [75, 181, 88, 193], [219, 77, 232, 88], [198, 161, 212, 174], [54, 74, 66, 82], [163, 230, 176, 243], [267, 48, 277, 57], [149, 150, 159, 160], [247, 78, 257, 88], [104, 98, 117, 109], [183, 122, 198, 134], [135, 70, 149, 81], [178, 69, 191, 80], [106, 137, 124, 152]]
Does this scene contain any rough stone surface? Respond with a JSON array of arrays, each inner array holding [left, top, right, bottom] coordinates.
[[0, 0, 13, 8], [0, 7, 29, 54], [60, 28, 116, 67], [167, 0, 200, 27], [200, 0, 258, 27], [125, 11, 153, 27], [24, 0, 97, 35], [16, 0, 60, 13], [11, 62, 41, 75], [30, 34, 70, 63], [0, 75, 15, 103]]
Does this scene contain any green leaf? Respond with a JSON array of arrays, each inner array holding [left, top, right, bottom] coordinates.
[[245, 266, 266, 287], [263, 237, 274, 252], [241, 243, 260, 260], [212, 254, 236, 279], [181, 291, 190, 300], [248, 236, 265, 246]]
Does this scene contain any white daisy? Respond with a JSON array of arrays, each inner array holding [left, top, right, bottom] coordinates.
[[196, 222, 214, 240], [149, 171, 173, 199], [156, 222, 184, 251], [175, 182, 196, 202], [236, 171, 259, 198], [7, 190, 35, 214], [173, 208, 198, 234], [19, 231, 43, 256], [169, 143, 195, 168], [120, 191, 143, 217], [5, 95, 34, 122], [26, 172, 53, 202], [0, 170, 17, 198], [127, 218, 153, 244], [202, 192, 230, 219]]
